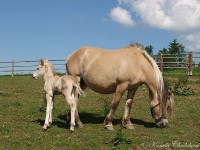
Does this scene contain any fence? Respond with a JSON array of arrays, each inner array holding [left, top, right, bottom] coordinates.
[[0, 59, 66, 76], [0, 52, 200, 76], [154, 52, 200, 75]]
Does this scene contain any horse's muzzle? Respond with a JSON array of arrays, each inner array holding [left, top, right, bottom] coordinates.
[[156, 118, 168, 128]]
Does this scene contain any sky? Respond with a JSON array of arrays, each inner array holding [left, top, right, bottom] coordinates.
[[0, 0, 200, 61]]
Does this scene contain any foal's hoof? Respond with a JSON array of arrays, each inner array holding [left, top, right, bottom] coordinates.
[[104, 125, 114, 131], [123, 124, 135, 130], [42, 128, 48, 132], [77, 122, 83, 128]]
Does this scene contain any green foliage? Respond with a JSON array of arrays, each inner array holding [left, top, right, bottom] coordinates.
[[145, 45, 153, 56], [173, 77, 194, 96], [159, 39, 186, 63], [105, 126, 132, 149], [102, 98, 110, 116]]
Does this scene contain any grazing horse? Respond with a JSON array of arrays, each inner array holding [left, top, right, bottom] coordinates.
[[33, 59, 85, 132], [66, 44, 174, 130]]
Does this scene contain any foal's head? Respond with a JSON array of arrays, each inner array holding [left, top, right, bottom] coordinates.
[[33, 59, 56, 80]]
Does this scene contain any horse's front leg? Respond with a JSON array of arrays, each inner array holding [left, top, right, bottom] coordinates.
[[104, 83, 128, 130], [122, 88, 138, 129], [43, 93, 53, 131]]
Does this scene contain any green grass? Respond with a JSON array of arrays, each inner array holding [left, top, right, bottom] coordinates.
[[163, 68, 200, 76], [0, 75, 200, 149]]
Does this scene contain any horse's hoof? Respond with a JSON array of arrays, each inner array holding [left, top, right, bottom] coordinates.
[[123, 124, 135, 130], [104, 125, 114, 130]]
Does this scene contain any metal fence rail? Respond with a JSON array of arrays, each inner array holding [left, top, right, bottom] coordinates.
[[0, 59, 66, 76]]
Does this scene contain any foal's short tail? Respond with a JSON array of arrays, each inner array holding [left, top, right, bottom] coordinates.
[[72, 81, 85, 97]]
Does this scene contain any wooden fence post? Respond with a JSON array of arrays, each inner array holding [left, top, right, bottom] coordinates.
[[12, 60, 14, 76], [160, 53, 163, 73], [187, 51, 193, 76]]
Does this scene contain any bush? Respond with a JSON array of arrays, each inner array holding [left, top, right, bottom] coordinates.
[[173, 77, 194, 96]]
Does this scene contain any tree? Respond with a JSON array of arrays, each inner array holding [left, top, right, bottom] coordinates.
[[145, 45, 153, 56], [159, 48, 168, 54], [168, 39, 186, 62], [158, 39, 186, 63], [168, 39, 185, 55]]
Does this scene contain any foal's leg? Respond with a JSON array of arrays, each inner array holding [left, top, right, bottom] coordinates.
[[74, 91, 83, 128], [104, 83, 128, 130], [65, 88, 83, 128], [66, 77, 85, 128], [63, 87, 76, 131], [43, 94, 53, 131], [48, 95, 55, 127]]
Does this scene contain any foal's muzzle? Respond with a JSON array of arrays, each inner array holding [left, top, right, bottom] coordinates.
[[32, 73, 38, 80]]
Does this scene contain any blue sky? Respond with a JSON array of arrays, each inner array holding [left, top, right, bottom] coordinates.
[[0, 0, 199, 61]]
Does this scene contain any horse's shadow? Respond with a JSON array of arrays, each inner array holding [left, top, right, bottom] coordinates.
[[33, 112, 155, 129]]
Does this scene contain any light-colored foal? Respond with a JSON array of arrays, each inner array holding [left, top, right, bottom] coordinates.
[[33, 59, 84, 132]]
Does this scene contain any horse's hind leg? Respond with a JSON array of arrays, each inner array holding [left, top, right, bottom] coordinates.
[[122, 88, 138, 129], [104, 83, 128, 130]]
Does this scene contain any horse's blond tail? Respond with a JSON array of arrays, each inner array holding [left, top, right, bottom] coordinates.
[[139, 49, 164, 103]]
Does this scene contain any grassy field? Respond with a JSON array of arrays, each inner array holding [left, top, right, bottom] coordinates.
[[0, 75, 200, 150]]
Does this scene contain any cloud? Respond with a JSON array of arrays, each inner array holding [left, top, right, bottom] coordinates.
[[179, 32, 200, 51], [109, 6, 134, 27], [117, 0, 200, 31], [110, 0, 200, 51]]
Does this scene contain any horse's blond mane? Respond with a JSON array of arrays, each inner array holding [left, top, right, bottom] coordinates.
[[132, 43, 165, 105]]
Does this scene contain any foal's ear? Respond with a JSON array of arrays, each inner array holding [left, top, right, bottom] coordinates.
[[40, 59, 45, 66]]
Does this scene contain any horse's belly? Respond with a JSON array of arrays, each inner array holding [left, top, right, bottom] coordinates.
[[84, 78, 117, 94]]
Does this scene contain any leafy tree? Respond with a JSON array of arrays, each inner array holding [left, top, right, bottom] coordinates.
[[159, 48, 168, 54], [145, 45, 153, 56], [158, 39, 186, 63]]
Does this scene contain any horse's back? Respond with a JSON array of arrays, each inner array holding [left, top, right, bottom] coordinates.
[[66, 46, 154, 94]]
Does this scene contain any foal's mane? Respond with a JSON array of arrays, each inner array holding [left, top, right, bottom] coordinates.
[[41, 59, 57, 76]]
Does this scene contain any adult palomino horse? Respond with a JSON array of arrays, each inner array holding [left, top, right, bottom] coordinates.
[[66, 44, 174, 130], [33, 59, 85, 132]]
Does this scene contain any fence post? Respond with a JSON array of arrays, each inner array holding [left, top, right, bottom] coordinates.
[[187, 51, 193, 76], [160, 53, 163, 73], [12, 60, 14, 76]]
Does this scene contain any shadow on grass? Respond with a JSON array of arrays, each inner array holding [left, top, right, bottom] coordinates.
[[33, 112, 155, 129], [32, 119, 68, 129], [131, 118, 155, 128]]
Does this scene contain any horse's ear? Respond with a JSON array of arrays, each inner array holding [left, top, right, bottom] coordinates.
[[40, 59, 44, 66]]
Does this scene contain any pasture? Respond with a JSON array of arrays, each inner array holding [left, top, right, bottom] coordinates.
[[0, 75, 200, 149]]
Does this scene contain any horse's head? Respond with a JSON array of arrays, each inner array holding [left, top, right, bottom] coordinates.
[[155, 87, 175, 128], [33, 59, 46, 80]]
